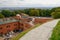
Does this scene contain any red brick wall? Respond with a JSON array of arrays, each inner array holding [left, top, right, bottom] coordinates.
[[0, 22, 19, 34], [0, 16, 32, 34], [34, 18, 53, 24], [0, 21, 32, 34], [19, 22, 32, 31]]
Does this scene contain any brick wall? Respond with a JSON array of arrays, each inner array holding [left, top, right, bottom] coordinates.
[[34, 18, 53, 24], [0, 21, 32, 34], [0, 16, 32, 35], [0, 22, 19, 34], [19, 22, 32, 31]]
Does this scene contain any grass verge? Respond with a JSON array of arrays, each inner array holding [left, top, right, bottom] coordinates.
[[11, 24, 40, 40], [50, 21, 60, 40]]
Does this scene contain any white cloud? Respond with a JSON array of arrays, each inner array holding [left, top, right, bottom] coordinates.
[[0, 0, 18, 7], [0, 0, 60, 7]]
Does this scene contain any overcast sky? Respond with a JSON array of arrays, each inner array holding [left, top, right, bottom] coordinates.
[[0, 0, 60, 7]]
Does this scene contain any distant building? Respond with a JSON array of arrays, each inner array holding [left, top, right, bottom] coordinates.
[[0, 14, 33, 36], [0, 13, 53, 36]]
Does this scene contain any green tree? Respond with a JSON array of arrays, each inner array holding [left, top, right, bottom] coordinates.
[[41, 9, 51, 17], [0, 13, 4, 18], [37, 9, 42, 16], [51, 12, 60, 19], [24, 9, 30, 15], [14, 10, 21, 14], [29, 9, 40, 16], [11, 11, 16, 16], [14, 10, 25, 14], [1, 10, 17, 17], [1, 10, 12, 17], [51, 7, 60, 12]]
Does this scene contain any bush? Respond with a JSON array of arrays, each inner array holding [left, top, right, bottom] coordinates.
[[51, 12, 60, 19]]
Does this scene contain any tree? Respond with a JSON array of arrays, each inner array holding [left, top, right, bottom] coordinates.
[[1, 10, 17, 17], [10, 11, 16, 16], [24, 9, 30, 15], [51, 7, 60, 12], [41, 9, 51, 17], [14, 10, 25, 14], [51, 12, 60, 19], [0, 13, 4, 18], [37, 9, 42, 16], [1, 10, 12, 17], [14, 10, 21, 14], [29, 9, 40, 16]]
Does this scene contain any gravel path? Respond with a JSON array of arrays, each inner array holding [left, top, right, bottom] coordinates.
[[19, 19, 59, 40]]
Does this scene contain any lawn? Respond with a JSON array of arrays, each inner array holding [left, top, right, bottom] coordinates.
[[50, 21, 60, 40], [11, 24, 40, 40]]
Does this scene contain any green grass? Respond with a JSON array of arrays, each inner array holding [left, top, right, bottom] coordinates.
[[50, 21, 60, 40], [11, 24, 40, 40]]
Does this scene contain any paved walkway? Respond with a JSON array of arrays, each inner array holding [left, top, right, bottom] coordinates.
[[19, 19, 59, 40]]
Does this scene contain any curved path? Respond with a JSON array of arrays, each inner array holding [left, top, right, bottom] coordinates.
[[19, 19, 59, 40]]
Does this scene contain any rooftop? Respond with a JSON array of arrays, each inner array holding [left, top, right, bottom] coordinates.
[[0, 18, 19, 25]]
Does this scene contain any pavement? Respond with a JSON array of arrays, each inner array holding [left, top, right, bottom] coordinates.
[[19, 19, 60, 40]]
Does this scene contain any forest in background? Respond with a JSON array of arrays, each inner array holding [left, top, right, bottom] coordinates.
[[0, 7, 60, 19]]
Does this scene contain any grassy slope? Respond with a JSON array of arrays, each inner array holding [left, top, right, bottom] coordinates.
[[50, 21, 60, 40], [11, 24, 40, 40]]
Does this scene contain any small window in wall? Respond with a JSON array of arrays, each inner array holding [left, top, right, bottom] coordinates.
[[0, 27, 2, 30], [6, 25, 10, 28], [14, 24, 17, 26]]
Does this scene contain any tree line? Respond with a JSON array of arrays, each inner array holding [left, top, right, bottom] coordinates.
[[0, 7, 60, 19]]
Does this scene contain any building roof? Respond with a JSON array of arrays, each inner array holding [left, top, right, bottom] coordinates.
[[0, 18, 19, 25]]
